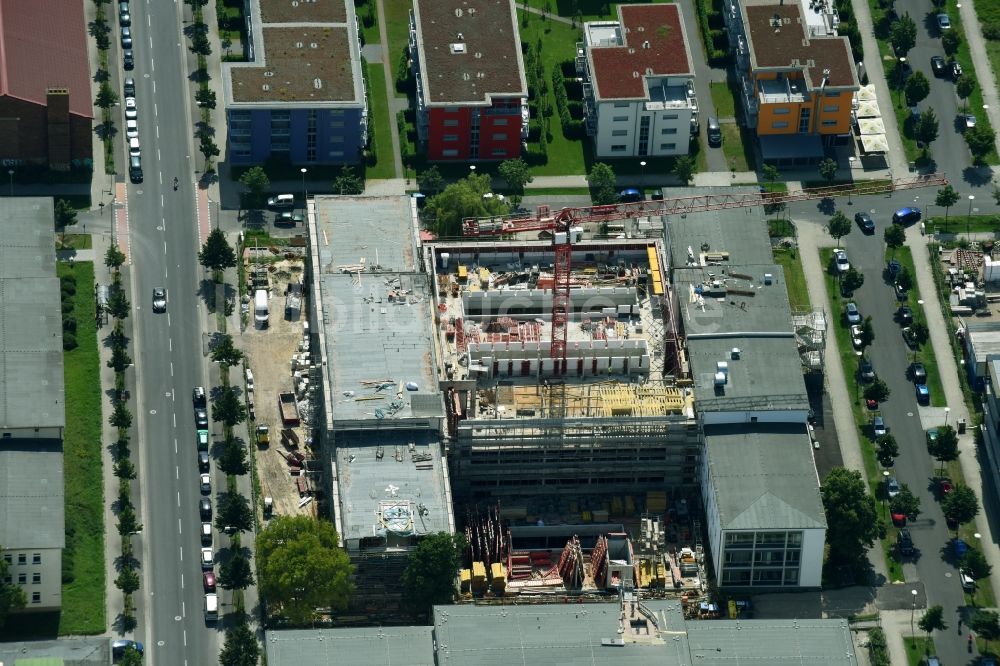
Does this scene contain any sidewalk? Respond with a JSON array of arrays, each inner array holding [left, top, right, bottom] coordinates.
[[83, 0, 115, 212], [958, 0, 1000, 158]]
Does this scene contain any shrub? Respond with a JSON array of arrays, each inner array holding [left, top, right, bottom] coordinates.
[[63, 332, 77, 350], [566, 100, 583, 119], [560, 60, 576, 77], [61, 283, 76, 297], [984, 23, 1000, 40], [62, 299, 75, 315], [63, 317, 77, 333]]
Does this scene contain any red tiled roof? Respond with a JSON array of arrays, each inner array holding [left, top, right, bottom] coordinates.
[[744, 4, 856, 89], [0, 0, 92, 117], [590, 4, 691, 101]]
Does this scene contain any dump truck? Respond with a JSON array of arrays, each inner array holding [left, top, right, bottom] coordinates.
[[255, 424, 270, 447], [278, 392, 300, 426]]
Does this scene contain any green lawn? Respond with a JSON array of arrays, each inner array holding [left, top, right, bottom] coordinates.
[[773, 246, 810, 310], [359, 1, 380, 47], [518, 0, 673, 21], [885, 246, 945, 407], [522, 186, 593, 196], [384, 0, 414, 98], [926, 213, 1000, 235], [57, 261, 106, 635], [945, 0, 999, 165], [710, 81, 736, 118], [57, 234, 93, 250], [721, 124, 750, 171], [904, 637, 936, 665], [366, 63, 397, 179]]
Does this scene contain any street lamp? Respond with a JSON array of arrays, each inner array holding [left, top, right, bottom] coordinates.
[[640, 160, 647, 186], [910, 589, 919, 638], [300, 167, 308, 212], [897, 57, 907, 108], [945, 407, 951, 428], [6, 169, 12, 197], [882, 470, 891, 519], [968, 194, 975, 242]]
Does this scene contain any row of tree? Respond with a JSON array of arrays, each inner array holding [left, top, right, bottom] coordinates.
[[90, 0, 118, 173], [182, 0, 221, 170]]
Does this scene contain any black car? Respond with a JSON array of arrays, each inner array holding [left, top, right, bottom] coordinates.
[[860, 358, 876, 382], [123, 77, 135, 97], [887, 259, 901, 278], [898, 305, 913, 325], [199, 498, 212, 520], [123, 50, 134, 70], [112, 640, 144, 660], [894, 282, 908, 301], [854, 212, 875, 233], [120, 26, 132, 49], [897, 529, 914, 555], [910, 362, 927, 383], [193, 386, 207, 408], [152, 287, 166, 313], [951, 60, 963, 80], [195, 407, 208, 428], [198, 450, 210, 472], [931, 55, 947, 76]]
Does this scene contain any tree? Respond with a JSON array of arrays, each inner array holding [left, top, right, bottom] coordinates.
[[199, 137, 220, 165], [864, 378, 891, 404], [942, 30, 961, 56], [957, 74, 976, 111], [942, 485, 979, 529], [95, 81, 118, 110], [107, 288, 130, 320], [876, 434, 899, 467], [219, 549, 254, 590], [220, 619, 260, 666], [890, 484, 921, 519], [211, 386, 247, 428], [257, 516, 354, 624], [105, 243, 126, 272], [426, 173, 508, 236], [918, 605, 947, 647], [333, 165, 364, 195], [417, 166, 444, 195], [673, 155, 697, 185], [210, 334, 244, 370], [910, 320, 929, 347], [962, 547, 992, 585], [190, 31, 212, 56], [587, 162, 618, 205], [914, 108, 939, 153], [402, 532, 467, 612], [818, 158, 838, 184], [821, 468, 880, 561], [218, 437, 249, 476], [198, 228, 237, 278], [115, 566, 140, 594], [927, 424, 960, 474], [215, 491, 254, 534], [498, 158, 533, 206], [54, 199, 78, 243], [108, 345, 132, 373], [761, 164, 780, 184], [238, 166, 270, 209], [890, 13, 917, 57], [119, 647, 143, 666], [884, 224, 905, 257], [842, 268, 865, 294], [110, 400, 132, 430], [966, 124, 997, 165], [0, 546, 26, 625], [195, 87, 217, 109], [936, 184, 960, 226], [114, 457, 136, 480], [860, 315, 875, 350], [904, 71, 930, 105], [826, 210, 852, 246], [117, 502, 142, 536], [895, 266, 914, 292], [971, 610, 1000, 653]]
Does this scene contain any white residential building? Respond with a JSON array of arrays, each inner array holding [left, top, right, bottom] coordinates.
[[577, 4, 697, 158]]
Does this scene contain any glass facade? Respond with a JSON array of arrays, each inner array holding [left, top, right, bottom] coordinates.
[[721, 530, 802, 586]]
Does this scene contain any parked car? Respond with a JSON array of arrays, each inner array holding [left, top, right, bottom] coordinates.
[[916, 383, 930, 404], [151, 287, 166, 313], [894, 282, 907, 301], [203, 571, 217, 593], [199, 498, 212, 520], [119, 2, 130, 26], [902, 326, 918, 349], [961, 113, 977, 131], [123, 49, 134, 70], [961, 569, 976, 591], [124, 97, 137, 120], [938, 478, 954, 496], [193, 386, 206, 408], [121, 26, 132, 49], [123, 77, 135, 98], [851, 324, 864, 350], [891, 510, 907, 526], [951, 60, 963, 80], [834, 249, 850, 273], [126, 119, 138, 139], [873, 416, 887, 438], [866, 397, 879, 410], [897, 529, 914, 555], [275, 212, 304, 226], [860, 358, 876, 382], [898, 305, 913, 325], [200, 547, 214, 570], [892, 207, 921, 225], [926, 428, 938, 448], [707, 117, 722, 146], [200, 473, 211, 495], [198, 450, 210, 473], [846, 302, 862, 324], [195, 407, 208, 428], [619, 188, 642, 203], [201, 522, 212, 546], [931, 55, 947, 76], [910, 362, 927, 383], [887, 474, 900, 497], [887, 259, 902, 278], [937, 13, 951, 29], [855, 212, 875, 233], [112, 640, 144, 660]]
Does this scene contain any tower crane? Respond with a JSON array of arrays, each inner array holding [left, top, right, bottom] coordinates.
[[462, 172, 948, 375]]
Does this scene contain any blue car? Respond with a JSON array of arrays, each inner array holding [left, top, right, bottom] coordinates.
[[892, 207, 922, 225], [619, 188, 642, 203], [915, 383, 930, 403]]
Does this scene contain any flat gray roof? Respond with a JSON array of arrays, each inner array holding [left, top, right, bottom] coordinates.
[[0, 638, 110, 664], [966, 321, 1000, 365], [265, 626, 435, 666], [685, 617, 855, 665], [673, 264, 792, 337], [0, 198, 65, 431], [335, 430, 452, 544], [703, 424, 826, 531], [0, 440, 65, 549], [665, 187, 774, 267], [314, 196, 442, 425]]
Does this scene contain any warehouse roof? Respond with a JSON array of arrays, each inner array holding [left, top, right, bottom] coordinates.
[[665, 188, 774, 267], [0, 198, 65, 431], [412, 0, 527, 106], [686, 617, 854, 665], [702, 423, 826, 531], [0, 638, 110, 665], [265, 626, 435, 666], [0, 440, 65, 549]]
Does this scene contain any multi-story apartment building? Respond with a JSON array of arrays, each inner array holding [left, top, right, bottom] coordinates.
[[723, 0, 858, 165], [577, 4, 698, 158], [409, 0, 528, 161], [223, 0, 367, 165]]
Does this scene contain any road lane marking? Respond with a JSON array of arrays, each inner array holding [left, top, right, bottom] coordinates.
[[176, 491, 180, 506], [181, 574, 184, 590], [178, 517, 181, 532], [182, 601, 185, 618], [172, 413, 176, 428], [169, 338, 172, 352], [167, 313, 171, 326], [179, 547, 183, 561], [170, 362, 174, 377], [156, 124, 159, 139], [183, 630, 187, 647], [163, 241, 167, 255], [175, 467, 179, 480], [174, 439, 178, 453]]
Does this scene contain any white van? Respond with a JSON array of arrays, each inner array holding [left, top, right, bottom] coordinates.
[[254, 289, 269, 328], [204, 593, 218, 622], [266, 193, 295, 209]]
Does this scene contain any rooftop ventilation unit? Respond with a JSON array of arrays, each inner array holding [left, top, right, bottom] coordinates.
[[450, 43, 467, 54], [731, 348, 741, 359]]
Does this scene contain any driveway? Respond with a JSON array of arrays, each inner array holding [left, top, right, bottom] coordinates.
[[676, 0, 729, 173]]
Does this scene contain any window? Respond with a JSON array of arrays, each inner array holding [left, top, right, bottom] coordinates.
[[822, 119, 838, 126], [772, 121, 789, 129], [611, 129, 628, 137], [442, 149, 459, 157], [329, 120, 344, 129], [32, 573, 40, 584], [31, 592, 40, 604], [32, 553, 40, 564], [772, 107, 790, 115], [660, 127, 677, 135], [659, 143, 676, 150], [328, 150, 345, 157], [614, 101, 629, 108], [2, 554, 10, 565], [823, 105, 840, 113], [662, 113, 678, 120], [18, 573, 26, 584], [494, 118, 508, 126], [443, 134, 459, 142], [613, 115, 629, 122], [17, 554, 25, 565], [443, 119, 459, 127], [491, 133, 507, 141], [491, 149, 507, 156], [825, 91, 841, 98], [611, 144, 627, 152], [271, 111, 290, 122]]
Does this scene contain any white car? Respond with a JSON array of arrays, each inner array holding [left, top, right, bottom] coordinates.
[[851, 324, 864, 350], [126, 119, 138, 139], [961, 569, 976, 590], [124, 97, 137, 120], [200, 547, 214, 570], [128, 137, 140, 157], [834, 249, 850, 273], [200, 473, 211, 495], [887, 475, 900, 498]]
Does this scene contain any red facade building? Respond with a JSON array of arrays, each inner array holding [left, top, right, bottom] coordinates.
[[410, 0, 528, 162]]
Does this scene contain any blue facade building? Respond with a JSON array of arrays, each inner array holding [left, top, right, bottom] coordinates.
[[223, 0, 367, 166]]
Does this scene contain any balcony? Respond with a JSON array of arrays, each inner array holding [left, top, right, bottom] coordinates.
[[758, 78, 807, 104], [575, 42, 589, 78]]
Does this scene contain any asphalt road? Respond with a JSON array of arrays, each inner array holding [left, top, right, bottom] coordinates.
[[119, 1, 220, 664]]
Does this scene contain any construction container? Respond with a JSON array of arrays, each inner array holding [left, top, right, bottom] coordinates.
[[592, 509, 610, 523], [460, 569, 472, 593], [490, 563, 506, 593], [471, 561, 487, 593]]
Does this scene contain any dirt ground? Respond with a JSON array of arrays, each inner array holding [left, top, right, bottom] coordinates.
[[238, 254, 317, 520]]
